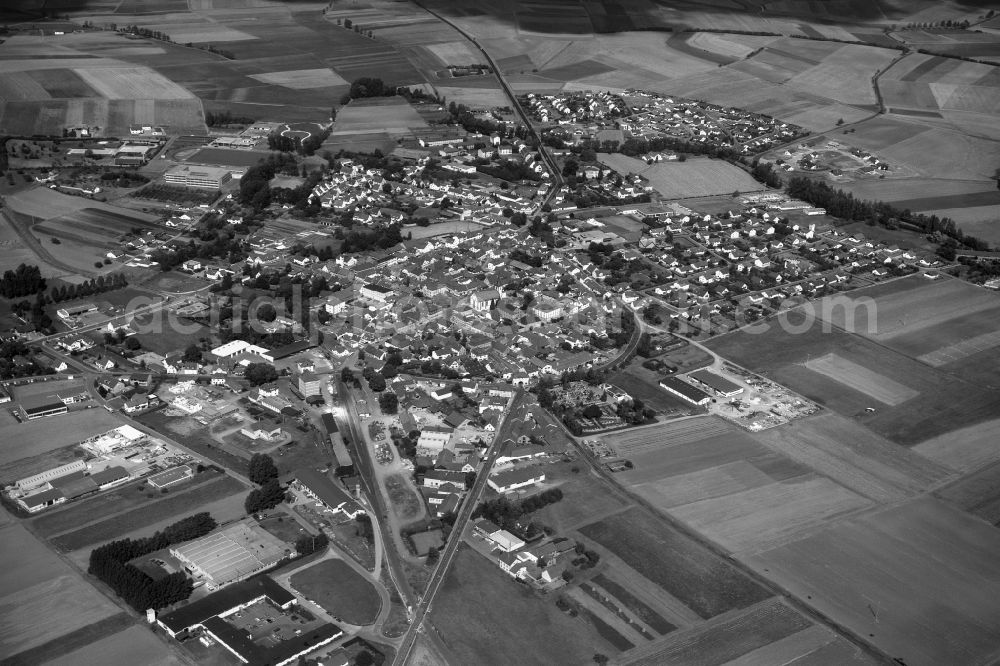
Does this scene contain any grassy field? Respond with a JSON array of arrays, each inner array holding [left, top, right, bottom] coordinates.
[[186, 148, 271, 168], [579, 506, 771, 620], [705, 309, 1000, 446], [289, 558, 381, 625], [597, 155, 763, 199], [429, 545, 622, 665], [531, 464, 631, 532], [30, 468, 224, 538], [607, 363, 695, 418], [0, 409, 124, 468], [0, 522, 122, 661], [50, 474, 246, 552], [747, 497, 1000, 666], [331, 97, 428, 136], [592, 574, 675, 636]]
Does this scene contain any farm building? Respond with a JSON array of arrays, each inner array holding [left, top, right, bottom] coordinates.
[[293, 467, 366, 520], [157, 575, 343, 666], [19, 394, 68, 420], [171, 521, 290, 591], [422, 468, 466, 490], [487, 468, 546, 493], [659, 376, 711, 406], [687, 369, 744, 397], [164, 165, 231, 189], [56, 302, 97, 319], [16, 460, 87, 491]]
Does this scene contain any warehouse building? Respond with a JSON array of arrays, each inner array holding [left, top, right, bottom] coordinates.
[[157, 575, 343, 666], [171, 522, 289, 591], [19, 394, 68, 420], [487, 467, 546, 493], [687, 369, 744, 398], [658, 376, 711, 406]]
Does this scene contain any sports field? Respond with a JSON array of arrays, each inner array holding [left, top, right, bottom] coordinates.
[[0, 523, 121, 661], [596, 155, 763, 199], [289, 558, 381, 625], [747, 498, 1000, 666]]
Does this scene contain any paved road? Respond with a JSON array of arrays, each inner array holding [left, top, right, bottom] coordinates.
[[392, 391, 524, 666]]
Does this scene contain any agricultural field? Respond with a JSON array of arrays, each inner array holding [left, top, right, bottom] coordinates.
[[705, 309, 1000, 446], [42, 625, 184, 666], [0, 409, 124, 468], [578, 506, 772, 620], [0, 34, 204, 135], [746, 498, 1000, 666], [329, 97, 428, 139], [0, 522, 123, 663], [429, 545, 624, 665], [50, 474, 246, 552], [617, 598, 849, 666], [596, 155, 764, 199], [914, 418, 1000, 474], [288, 558, 381, 625], [935, 458, 1000, 525]]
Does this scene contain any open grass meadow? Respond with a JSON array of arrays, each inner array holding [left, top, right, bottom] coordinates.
[[596, 155, 763, 199], [429, 545, 624, 665], [289, 558, 381, 625], [50, 473, 246, 552], [0, 409, 124, 469], [530, 464, 631, 532], [746, 498, 1000, 666], [578, 506, 772, 620]]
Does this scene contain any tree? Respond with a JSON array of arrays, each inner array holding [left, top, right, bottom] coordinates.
[[426, 547, 440, 565], [245, 478, 285, 514], [294, 531, 329, 556], [183, 344, 202, 363], [355, 651, 375, 666], [244, 362, 279, 386], [378, 392, 398, 414], [582, 404, 603, 419], [125, 336, 141, 351], [248, 453, 279, 485]]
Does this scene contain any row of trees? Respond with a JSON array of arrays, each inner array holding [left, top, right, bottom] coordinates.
[[0, 264, 45, 299], [785, 176, 990, 251], [473, 490, 564, 533], [88, 513, 216, 611]]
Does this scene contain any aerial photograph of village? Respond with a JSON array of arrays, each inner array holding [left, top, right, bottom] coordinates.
[[0, 0, 1000, 664]]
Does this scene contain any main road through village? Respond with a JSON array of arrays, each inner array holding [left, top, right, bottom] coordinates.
[[391, 391, 524, 666]]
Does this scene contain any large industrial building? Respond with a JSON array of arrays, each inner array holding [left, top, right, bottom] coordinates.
[[658, 376, 712, 406], [157, 575, 342, 666], [687, 369, 745, 398], [171, 522, 289, 590], [164, 165, 231, 189]]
